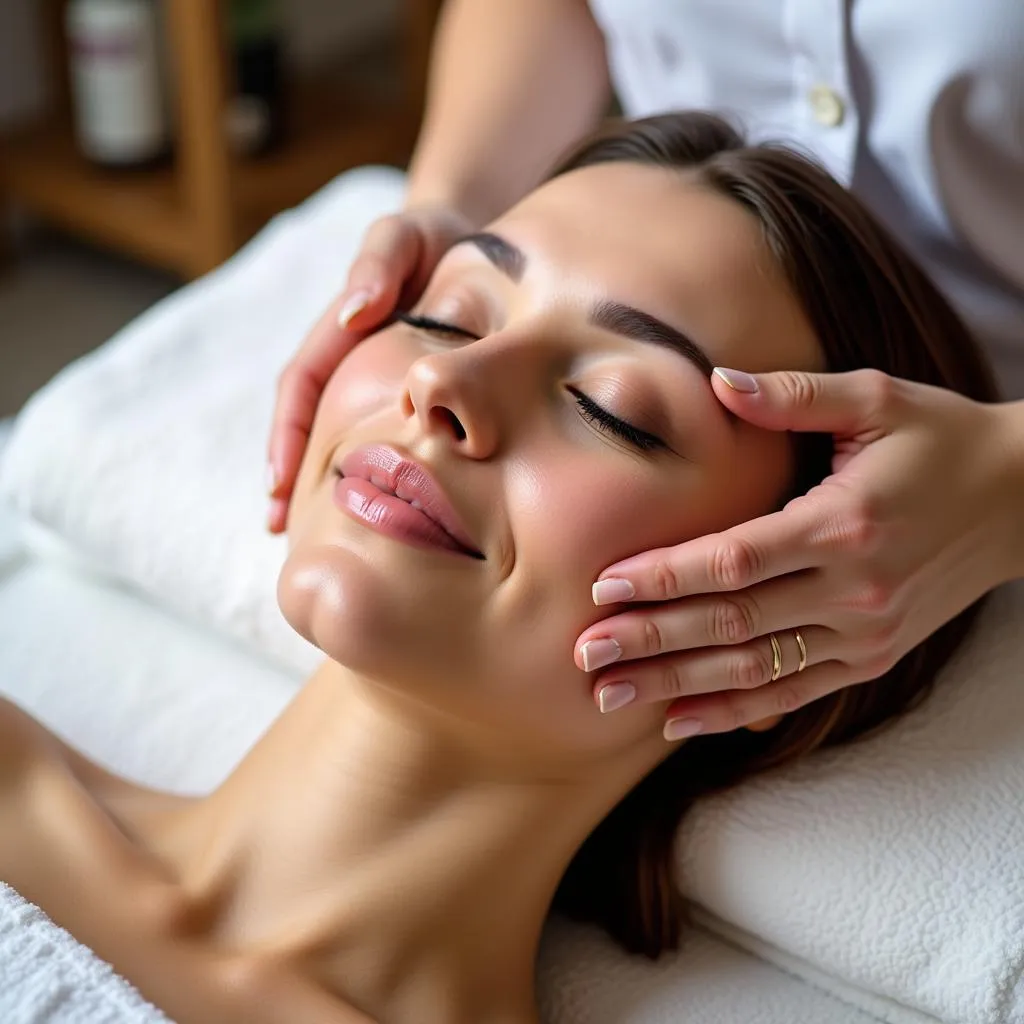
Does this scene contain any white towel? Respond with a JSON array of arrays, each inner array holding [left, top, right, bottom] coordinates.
[[675, 578, 1024, 1024], [1, 165, 1021, 1024], [0, 166, 409, 678], [0, 883, 169, 1024]]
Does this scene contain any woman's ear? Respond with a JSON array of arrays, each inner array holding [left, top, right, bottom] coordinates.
[[745, 714, 784, 732]]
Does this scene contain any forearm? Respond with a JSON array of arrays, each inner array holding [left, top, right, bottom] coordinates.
[[405, 0, 612, 226], [999, 398, 1024, 582]]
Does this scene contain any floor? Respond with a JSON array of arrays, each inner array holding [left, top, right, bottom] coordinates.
[[0, 229, 178, 419]]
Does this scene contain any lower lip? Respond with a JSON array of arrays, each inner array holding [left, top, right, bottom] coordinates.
[[333, 476, 472, 556]]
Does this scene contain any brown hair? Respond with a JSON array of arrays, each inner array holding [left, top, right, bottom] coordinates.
[[547, 112, 999, 958]]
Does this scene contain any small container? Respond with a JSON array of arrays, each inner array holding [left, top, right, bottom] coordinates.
[[226, 0, 285, 157], [66, 0, 169, 167]]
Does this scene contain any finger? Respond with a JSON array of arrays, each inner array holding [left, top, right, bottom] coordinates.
[[268, 298, 363, 499], [660, 659, 859, 738], [576, 572, 822, 669], [269, 218, 418, 486], [339, 215, 424, 329], [594, 501, 822, 604], [711, 366, 902, 436], [268, 217, 427, 499], [591, 626, 834, 712], [267, 497, 288, 535]]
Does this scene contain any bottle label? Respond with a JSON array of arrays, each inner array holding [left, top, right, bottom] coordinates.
[[67, 4, 167, 164]]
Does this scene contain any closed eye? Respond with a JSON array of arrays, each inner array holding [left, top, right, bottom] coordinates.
[[568, 387, 666, 453], [395, 311, 478, 341]]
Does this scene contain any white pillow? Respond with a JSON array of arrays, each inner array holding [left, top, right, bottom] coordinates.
[[1, 166, 1021, 1024]]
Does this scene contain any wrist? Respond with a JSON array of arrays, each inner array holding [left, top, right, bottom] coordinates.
[[403, 177, 494, 230]]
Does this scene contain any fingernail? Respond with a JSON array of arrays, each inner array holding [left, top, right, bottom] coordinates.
[[598, 682, 636, 713], [267, 497, 287, 532], [713, 367, 759, 394], [266, 463, 278, 496], [664, 717, 703, 741], [592, 578, 635, 605], [337, 289, 374, 328], [581, 637, 622, 672]]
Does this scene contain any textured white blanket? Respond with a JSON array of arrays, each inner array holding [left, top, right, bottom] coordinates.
[[1, 165, 1021, 1024], [0, 883, 168, 1023]]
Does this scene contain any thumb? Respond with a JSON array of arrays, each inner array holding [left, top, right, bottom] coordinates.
[[710, 366, 898, 435], [337, 217, 423, 330]]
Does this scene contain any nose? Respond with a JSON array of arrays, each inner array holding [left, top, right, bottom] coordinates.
[[403, 350, 500, 459]]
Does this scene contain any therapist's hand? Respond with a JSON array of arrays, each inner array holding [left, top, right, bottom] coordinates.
[[267, 204, 474, 532], [575, 367, 1024, 739]]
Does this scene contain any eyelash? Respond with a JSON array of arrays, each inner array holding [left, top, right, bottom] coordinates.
[[396, 311, 667, 453], [567, 387, 665, 452], [395, 311, 478, 340]]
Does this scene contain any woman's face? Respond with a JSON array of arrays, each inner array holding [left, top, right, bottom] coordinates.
[[280, 162, 823, 765]]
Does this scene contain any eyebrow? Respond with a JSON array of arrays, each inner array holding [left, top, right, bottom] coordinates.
[[588, 300, 714, 377], [458, 232, 526, 282], [456, 231, 717, 379]]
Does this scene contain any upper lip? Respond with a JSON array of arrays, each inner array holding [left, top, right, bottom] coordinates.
[[337, 444, 484, 558]]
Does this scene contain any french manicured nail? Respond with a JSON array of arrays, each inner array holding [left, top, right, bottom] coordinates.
[[337, 289, 373, 327], [581, 638, 622, 672], [592, 578, 635, 605], [266, 463, 278, 496], [713, 367, 759, 394], [598, 682, 636, 713], [664, 717, 704, 741]]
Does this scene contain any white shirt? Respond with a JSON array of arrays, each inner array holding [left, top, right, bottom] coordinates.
[[588, 0, 1024, 399]]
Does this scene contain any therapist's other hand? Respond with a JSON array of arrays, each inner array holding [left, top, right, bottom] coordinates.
[[575, 368, 1023, 738], [267, 205, 474, 532]]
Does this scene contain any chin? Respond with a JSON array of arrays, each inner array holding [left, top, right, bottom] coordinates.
[[277, 541, 395, 670], [276, 536, 482, 691]]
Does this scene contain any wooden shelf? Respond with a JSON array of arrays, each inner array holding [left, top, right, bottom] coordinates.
[[1, 116, 187, 270], [232, 76, 419, 234], [0, 77, 417, 277], [0, 1, 440, 280]]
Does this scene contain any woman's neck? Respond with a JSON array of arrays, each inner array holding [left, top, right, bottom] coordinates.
[[154, 661, 658, 1024]]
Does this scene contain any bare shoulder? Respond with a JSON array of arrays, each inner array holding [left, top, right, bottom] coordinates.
[[0, 697, 75, 888], [0, 697, 161, 834], [0, 697, 59, 794]]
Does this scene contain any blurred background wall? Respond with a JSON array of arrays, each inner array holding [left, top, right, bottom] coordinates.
[[0, 0, 48, 128]]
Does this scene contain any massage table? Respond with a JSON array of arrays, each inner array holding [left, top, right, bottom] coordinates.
[[0, 167, 1021, 1024]]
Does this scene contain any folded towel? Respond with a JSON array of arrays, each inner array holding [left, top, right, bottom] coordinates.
[[1, 166, 1021, 1024], [0, 883, 169, 1023], [675, 578, 1024, 1024], [0, 557, 298, 794], [0, 166, 409, 677]]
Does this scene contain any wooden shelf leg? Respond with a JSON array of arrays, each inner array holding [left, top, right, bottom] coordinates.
[[164, 0, 236, 278]]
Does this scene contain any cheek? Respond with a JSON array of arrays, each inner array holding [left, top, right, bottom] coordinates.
[[289, 333, 415, 525], [316, 335, 412, 433], [484, 436, 793, 751]]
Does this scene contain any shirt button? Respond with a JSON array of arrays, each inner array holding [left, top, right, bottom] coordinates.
[[808, 84, 845, 127]]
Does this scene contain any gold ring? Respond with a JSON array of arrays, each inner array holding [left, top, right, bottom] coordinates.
[[794, 629, 808, 672], [769, 632, 783, 681]]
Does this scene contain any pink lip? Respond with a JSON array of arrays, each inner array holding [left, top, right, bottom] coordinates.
[[335, 445, 483, 559]]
